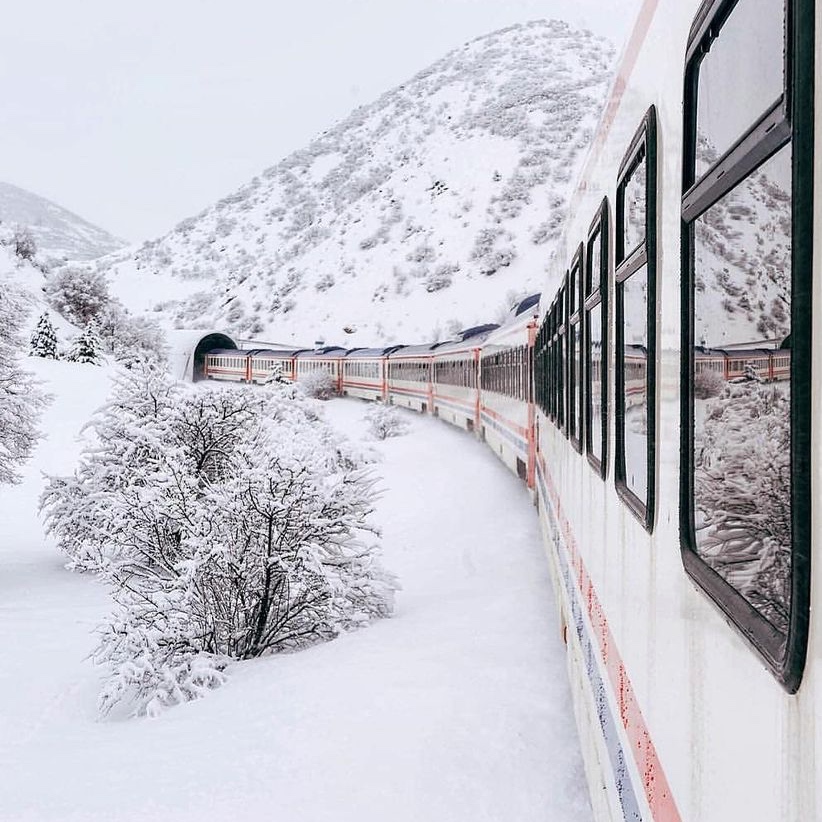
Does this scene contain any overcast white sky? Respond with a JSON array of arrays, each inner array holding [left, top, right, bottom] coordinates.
[[0, 1, 640, 243]]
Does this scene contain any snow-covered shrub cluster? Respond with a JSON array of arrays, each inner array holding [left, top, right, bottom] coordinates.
[[299, 370, 336, 400], [41, 366, 396, 716], [695, 379, 791, 631], [0, 288, 46, 485], [365, 404, 410, 440]]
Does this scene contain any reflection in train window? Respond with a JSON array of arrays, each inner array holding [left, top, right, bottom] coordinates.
[[569, 252, 583, 452], [694, 0, 786, 179], [615, 108, 657, 530], [693, 146, 793, 633], [585, 202, 608, 478], [682, 0, 811, 690]]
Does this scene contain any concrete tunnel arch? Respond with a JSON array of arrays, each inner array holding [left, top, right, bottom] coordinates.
[[166, 330, 239, 382]]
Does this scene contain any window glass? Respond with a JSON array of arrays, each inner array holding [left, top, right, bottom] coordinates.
[[622, 153, 647, 256], [588, 304, 604, 462], [588, 229, 602, 294], [692, 144, 792, 634], [621, 265, 648, 499], [695, 0, 786, 178]]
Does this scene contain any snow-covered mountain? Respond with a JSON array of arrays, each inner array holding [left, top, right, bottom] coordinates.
[[98, 21, 614, 347], [0, 182, 126, 263]]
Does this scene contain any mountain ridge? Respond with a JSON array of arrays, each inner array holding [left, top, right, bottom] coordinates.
[[94, 20, 616, 347]]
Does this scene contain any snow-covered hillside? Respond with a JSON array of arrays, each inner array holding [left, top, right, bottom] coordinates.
[[0, 182, 126, 263], [97, 21, 614, 347]]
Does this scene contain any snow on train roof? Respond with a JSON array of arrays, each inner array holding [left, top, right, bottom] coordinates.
[[345, 346, 404, 358], [515, 293, 541, 316], [295, 346, 348, 358], [434, 326, 500, 354], [386, 342, 443, 358]]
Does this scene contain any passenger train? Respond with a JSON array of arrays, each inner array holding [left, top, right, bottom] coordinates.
[[203, 0, 819, 819]]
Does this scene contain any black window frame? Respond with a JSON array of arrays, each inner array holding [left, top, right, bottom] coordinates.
[[557, 279, 568, 434], [680, 0, 813, 692], [585, 198, 610, 479], [568, 246, 585, 453], [615, 106, 658, 531]]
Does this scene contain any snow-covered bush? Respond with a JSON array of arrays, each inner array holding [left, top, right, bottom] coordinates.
[[29, 312, 58, 359], [365, 405, 410, 440], [300, 370, 336, 400], [45, 266, 109, 325], [693, 368, 724, 400], [41, 367, 396, 715], [0, 288, 46, 484], [695, 380, 791, 630]]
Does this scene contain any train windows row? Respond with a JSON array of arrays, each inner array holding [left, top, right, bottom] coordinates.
[[434, 358, 476, 389], [535, 0, 811, 690], [535, 105, 655, 531], [389, 362, 430, 382], [480, 347, 528, 400], [345, 361, 381, 379]]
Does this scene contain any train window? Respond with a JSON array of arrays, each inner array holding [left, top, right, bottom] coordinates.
[[557, 284, 567, 432], [568, 249, 584, 452], [681, 0, 812, 691], [585, 199, 609, 478], [693, 0, 786, 181], [615, 107, 657, 530]]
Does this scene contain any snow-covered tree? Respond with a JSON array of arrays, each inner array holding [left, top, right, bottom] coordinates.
[[29, 312, 58, 359], [365, 404, 410, 440], [11, 226, 36, 261], [67, 322, 101, 364], [0, 289, 46, 485], [41, 368, 395, 715], [45, 265, 109, 325]]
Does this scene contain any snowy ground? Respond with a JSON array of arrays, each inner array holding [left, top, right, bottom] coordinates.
[[0, 361, 590, 822]]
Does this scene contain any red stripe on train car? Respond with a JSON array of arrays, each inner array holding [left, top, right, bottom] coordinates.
[[538, 453, 682, 822]]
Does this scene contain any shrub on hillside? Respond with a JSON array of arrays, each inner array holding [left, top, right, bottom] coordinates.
[[40, 367, 396, 716], [45, 266, 109, 325]]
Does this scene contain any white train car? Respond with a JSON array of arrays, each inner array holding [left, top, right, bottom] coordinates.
[[342, 347, 401, 401], [203, 349, 250, 382], [431, 325, 498, 433], [386, 343, 438, 412], [532, 0, 818, 821], [478, 295, 539, 485], [246, 348, 302, 383], [294, 346, 347, 393]]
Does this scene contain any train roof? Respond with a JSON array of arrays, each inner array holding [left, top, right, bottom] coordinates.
[[459, 323, 500, 341], [295, 346, 348, 358], [387, 342, 441, 358], [514, 293, 541, 316], [207, 348, 249, 356], [345, 346, 405, 358], [246, 348, 307, 357]]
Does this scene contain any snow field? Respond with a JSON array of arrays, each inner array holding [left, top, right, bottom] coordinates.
[[0, 362, 590, 821]]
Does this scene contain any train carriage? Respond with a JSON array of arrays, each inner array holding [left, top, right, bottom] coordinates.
[[531, 0, 818, 819], [479, 295, 539, 484], [246, 348, 303, 383], [341, 346, 407, 402], [294, 346, 347, 393], [203, 349, 250, 382], [431, 325, 498, 434], [386, 343, 439, 412]]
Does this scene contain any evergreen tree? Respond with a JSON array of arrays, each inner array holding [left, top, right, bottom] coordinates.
[[68, 322, 101, 365], [29, 312, 58, 359]]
